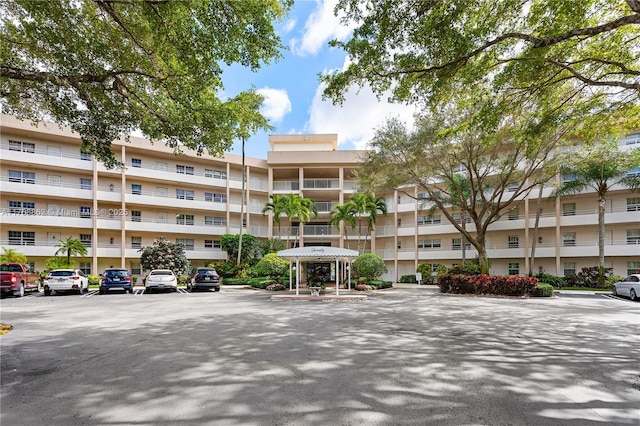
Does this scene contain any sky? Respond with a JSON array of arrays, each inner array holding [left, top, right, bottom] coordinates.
[[224, 0, 418, 160]]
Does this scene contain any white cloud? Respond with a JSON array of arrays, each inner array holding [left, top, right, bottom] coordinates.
[[281, 18, 296, 35], [305, 82, 417, 150], [257, 87, 292, 123], [291, 0, 354, 56]]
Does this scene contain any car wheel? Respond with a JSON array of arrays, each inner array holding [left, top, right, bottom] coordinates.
[[215, 287, 220, 292], [44, 289, 51, 296], [13, 283, 24, 298], [99, 289, 104, 295], [612, 286, 617, 296], [146, 288, 151, 294], [630, 289, 637, 301]]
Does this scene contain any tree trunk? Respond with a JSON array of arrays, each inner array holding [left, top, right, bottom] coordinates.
[[529, 184, 544, 276], [477, 245, 490, 274], [461, 211, 466, 264], [598, 194, 606, 287]]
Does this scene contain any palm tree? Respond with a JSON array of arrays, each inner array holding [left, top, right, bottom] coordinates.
[[329, 203, 357, 249], [347, 192, 388, 253], [553, 138, 640, 286], [0, 248, 27, 264], [55, 237, 88, 266], [262, 194, 286, 237], [279, 193, 318, 248]]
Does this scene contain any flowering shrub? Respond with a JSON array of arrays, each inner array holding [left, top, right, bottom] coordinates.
[[139, 237, 189, 275], [438, 274, 538, 296], [266, 283, 285, 291]]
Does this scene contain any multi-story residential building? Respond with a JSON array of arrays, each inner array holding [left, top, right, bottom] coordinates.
[[1, 114, 639, 280]]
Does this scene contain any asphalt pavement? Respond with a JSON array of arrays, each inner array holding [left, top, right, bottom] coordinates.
[[1, 286, 638, 425]]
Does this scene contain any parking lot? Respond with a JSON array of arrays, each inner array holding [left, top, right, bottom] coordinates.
[[1, 287, 639, 425]]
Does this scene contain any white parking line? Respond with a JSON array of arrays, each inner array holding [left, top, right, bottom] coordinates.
[[82, 290, 99, 298], [133, 289, 145, 295], [177, 288, 189, 295]]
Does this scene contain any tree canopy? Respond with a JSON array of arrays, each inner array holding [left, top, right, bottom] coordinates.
[[323, 0, 640, 139], [1, 0, 292, 168]]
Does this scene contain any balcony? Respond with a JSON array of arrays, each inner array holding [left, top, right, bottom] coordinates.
[[1, 144, 93, 171], [0, 240, 93, 258], [1, 177, 94, 200], [303, 178, 340, 190], [303, 224, 334, 236], [273, 180, 300, 192]]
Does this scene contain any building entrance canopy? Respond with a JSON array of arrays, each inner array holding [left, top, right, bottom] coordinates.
[[277, 247, 360, 295]]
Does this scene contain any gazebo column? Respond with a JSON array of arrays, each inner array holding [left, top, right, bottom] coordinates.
[[335, 258, 339, 296], [289, 260, 293, 291], [296, 258, 300, 296]]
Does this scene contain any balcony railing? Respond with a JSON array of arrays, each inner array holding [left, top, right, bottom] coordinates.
[[303, 178, 339, 189], [303, 224, 333, 236]]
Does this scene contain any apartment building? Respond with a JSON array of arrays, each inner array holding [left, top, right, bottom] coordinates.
[[1, 114, 639, 280]]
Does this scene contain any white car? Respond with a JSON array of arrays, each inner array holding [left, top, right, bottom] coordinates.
[[145, 269, 178, 293], [43, 269, 89, 295], [612, 274, 640, 301]]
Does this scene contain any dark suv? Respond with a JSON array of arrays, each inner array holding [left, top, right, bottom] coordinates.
[[99, 268, 133, 294], [188, 267, 220, 292]]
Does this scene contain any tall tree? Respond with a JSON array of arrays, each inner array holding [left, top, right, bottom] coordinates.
[[262, 194, 286, 236], [1, 0, 292, 168], [553, 138, 640, 286], [358, 95, 568, 274], [329, 203, 357, 250], [322, 0, 640, 140], [347, 192, 388, 253], [278, 194, 318, 248], [55, 237, 88, 266]]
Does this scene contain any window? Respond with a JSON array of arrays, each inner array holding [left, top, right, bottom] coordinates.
[[176, 165, 194, 175], [205, 240, 221, 249], [8, 201, 35, 214], [205, 192, 227, 203], [131, 158, 142, 168], [155, 162, 167, 171], [131, 236, 142, 249], [418, 239, 441, 249], [628, 261, 640, 275], [131, 262, 142, 275], [79, 262, 91, 275], [508, 262, 520, 275], [205, 169, 227, 179], [131, 184, 142, 195], [176, 214, 194, 225], [508, 208, 519, 220], [397, 195, 402, 205], [8, 231, 35, 245], [562, 203, 576, 216], [627, 166, 640, 177], [561, 172, 576, 183], [156, 187, 168, 197], [9, 170, 35, 184], [80, 178, 92, 190], [48, 175, 61, 186], [80, 206, 91, 218], [624, 133, 640, 145], [48, 204, 61, 216], [79, 233, 92, 248], [508, 235, 519, 248], [563, 262, 577, 277], [507, 182, 519, 192], [397, 218, 402, 227], [131, 210, 141, 222], [452, 213, 472, 224], [417, 192, 429, 200], [418, 215, 441, 225], [452, 238, 461, 250], [80, 151, 92, 161], [156, 212, 167, 223], [176, 238, 194, 250], [176, 189, 194, 200], [627, 229, 640, 245], [562, 232, 576, 247], [627, 197, 640, 212], [9, 140, 35, 153], [205, 216, 226, 226]]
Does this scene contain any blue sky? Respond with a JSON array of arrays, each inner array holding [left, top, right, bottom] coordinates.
[[224, 0, 417, 160]]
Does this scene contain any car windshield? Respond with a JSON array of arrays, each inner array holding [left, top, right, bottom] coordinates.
[[50, 271, 74, 277], [197, 269, 217, 275], [105, 270, 128, 277], [151, 270, 173, 275]]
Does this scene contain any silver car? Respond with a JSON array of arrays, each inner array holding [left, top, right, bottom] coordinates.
[[612, 274, 640, 301], [145, 269, 178, 293]]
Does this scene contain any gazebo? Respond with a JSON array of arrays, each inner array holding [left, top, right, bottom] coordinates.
[[277, 247, 360, 296]]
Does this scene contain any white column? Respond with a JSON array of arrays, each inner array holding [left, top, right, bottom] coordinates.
[[335, 258, 339, 296], [289, 260, 293, 291], [296, 258, 300, 296]]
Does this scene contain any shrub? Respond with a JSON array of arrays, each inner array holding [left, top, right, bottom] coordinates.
[[532, 283, 554, 297], [352, 253, 387, 281], [210, 260, 247, 278], [248, 278, 276, 289], [576, 266, 614, 288], [448, 263, 480, 276], [88, 275, 100, 286], [250, 253, 289, 282], [606, 275, 625, 288], [354, 283, 369, 291], [438, 274, 538, 296], [266, 283, 285, 291], [178, 274, 190, 285], [221, 277, 251, 285], [399, 274, 417, 283], [535, 272, 565, 288], [139, 237, 190, 275], [368, 280, 393, 289]]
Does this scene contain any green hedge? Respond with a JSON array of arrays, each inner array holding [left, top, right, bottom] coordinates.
[[438, 274, 538, 296], [368, 280, 393, 289], [222, 277, 290, 289], [399, 274, 417, 283], [532, 283, 554, 297]]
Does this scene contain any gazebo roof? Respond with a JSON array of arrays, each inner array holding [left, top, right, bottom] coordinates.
[[277, 246, 359, 260]]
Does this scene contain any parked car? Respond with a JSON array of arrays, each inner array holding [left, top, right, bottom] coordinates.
[[145, 269, 177, 293], [188, 267, 221, 292], [0, 263, 40, 297], [99, 268, 133, 294], [43, 269, 89, 295], [612, 274, 640, 301]]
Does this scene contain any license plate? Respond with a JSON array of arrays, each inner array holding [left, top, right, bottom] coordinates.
[[58, 278, 65, 282]]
